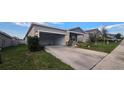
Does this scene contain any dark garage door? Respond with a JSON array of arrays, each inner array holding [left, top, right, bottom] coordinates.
[[39, 32, 65, 46]]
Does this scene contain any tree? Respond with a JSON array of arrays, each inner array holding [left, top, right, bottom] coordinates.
[[89, 33, 96, 42], [89, 33, 98, 45], [115, 33, 122, 39], [101, 26, 108, 44]]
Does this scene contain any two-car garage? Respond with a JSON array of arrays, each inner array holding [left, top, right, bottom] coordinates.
[[24, 23, 67, 46], [39, 32, 66, 46]]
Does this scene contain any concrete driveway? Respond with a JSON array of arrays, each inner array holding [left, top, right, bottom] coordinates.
[[46, 46, 108, 70]]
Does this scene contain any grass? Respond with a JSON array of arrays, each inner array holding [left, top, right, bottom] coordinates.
[[0, 45, 73, 70], [78, 41, 120, 53]]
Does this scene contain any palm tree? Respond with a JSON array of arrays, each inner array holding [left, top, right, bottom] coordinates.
[[89, 32, 98, 45], [101, 26, 108, 44]]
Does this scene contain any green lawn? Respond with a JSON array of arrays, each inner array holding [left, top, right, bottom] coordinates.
[[0, 45, 73, 70], [78, 41, 120, 53]]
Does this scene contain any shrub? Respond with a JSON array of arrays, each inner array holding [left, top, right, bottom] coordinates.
[[27, 36, 44, 52]]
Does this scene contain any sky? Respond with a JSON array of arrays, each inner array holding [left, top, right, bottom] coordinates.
[[0, 22, 124, 39]]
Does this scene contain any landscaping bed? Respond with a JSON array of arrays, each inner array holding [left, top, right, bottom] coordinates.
[[0, 45, 73, 70]]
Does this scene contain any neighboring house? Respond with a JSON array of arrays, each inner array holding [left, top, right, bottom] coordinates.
[[0, 31, 13, 48], [24, 23, 84, 46], [107, 33, 122, 41], [86, 28, 103, 38], [0, 31, 23, 48], [107, 34, 116, 39], [77, 32, 90, 42]]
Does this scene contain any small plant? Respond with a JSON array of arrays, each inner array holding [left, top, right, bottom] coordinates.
[[27, 36, 44, 52]]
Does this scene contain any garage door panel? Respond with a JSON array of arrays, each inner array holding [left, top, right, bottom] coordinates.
[[39, 32, 65, 46]]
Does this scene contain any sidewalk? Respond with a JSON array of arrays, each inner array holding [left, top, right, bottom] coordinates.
[[93, 40, 124, 70]]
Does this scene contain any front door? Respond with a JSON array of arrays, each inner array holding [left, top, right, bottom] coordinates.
[[69, 33, 77, 46]]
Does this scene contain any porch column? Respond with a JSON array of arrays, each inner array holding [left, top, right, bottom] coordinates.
[[65, 31, 70, 45]]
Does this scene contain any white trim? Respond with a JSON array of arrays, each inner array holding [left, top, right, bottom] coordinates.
[[38, 30, 66, 35]]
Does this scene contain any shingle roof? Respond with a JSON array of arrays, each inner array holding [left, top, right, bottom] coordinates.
[[85, 28, 102, 34], [32, 22, 66, 31], [24, 23, 66, 39], [69, 27, 81, 30], [0, 31, 12, 39], [24, 23, 86, 39], [86, 28, 99, 32]]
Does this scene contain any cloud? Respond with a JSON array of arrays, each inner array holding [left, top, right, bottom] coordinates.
[[106, 23, 124, 29], [97, 23, 124, 35], [31, 22, 49, 26], [105, 23, 124, 35], [13, 22, 48, 27], [13, 22, 63, 27], [49, 22, 64, 25], [12, 22, 30, 27]]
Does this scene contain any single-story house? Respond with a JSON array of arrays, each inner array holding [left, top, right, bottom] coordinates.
[[106, 33, 123, 41], [86, 28, 103, 38], [68, 27, 90, 43], [0, 31, 23, 48], [24, 23, 84, 46], [107, 33, 116, 39], [0, 31, 13, 48], [77, 31, 90, 42]]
